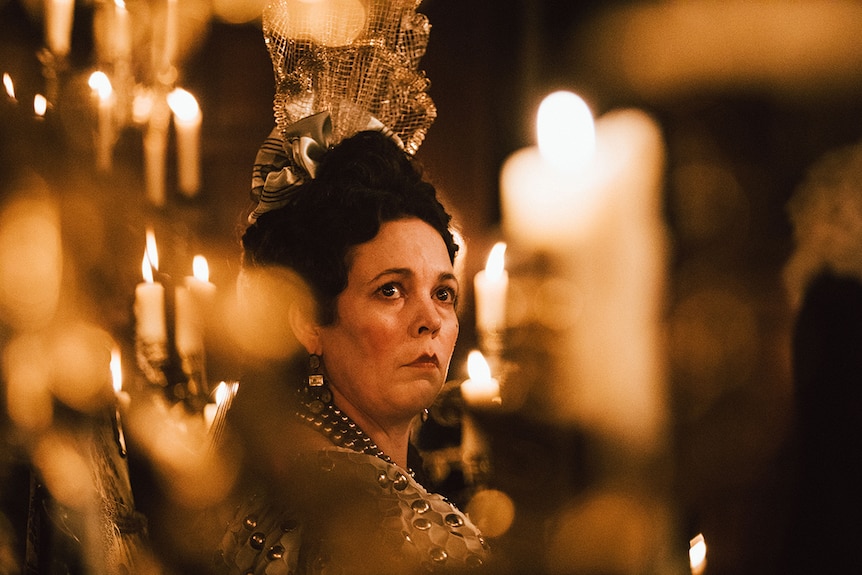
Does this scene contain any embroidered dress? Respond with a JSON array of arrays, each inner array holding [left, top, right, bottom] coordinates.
[[218, 447, 488, 574]]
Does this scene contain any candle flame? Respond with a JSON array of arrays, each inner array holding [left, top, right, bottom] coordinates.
[[145, 228, 159, 270], [110, 347, 122, 393], [484, 242, 507, 281], [132, 88, 154, 124], [689, 533, 707, 573], [214, 381, 229, 406], [141, 252, 154, 283], [3, 73, 15, 100], [167, 88, 200, 122], [537, 91, 595, 171], [467, 350, 491, 382], [192, 255, 209, 282], [33, 94, 47, 117], [88, 71, 113, 102], [115, 0, 126, 9]]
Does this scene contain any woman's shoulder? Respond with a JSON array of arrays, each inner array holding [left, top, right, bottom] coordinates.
[[217, 447, 489, 574]]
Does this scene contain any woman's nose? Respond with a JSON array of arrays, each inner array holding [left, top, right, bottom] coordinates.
[[413, 296, 442, 336]]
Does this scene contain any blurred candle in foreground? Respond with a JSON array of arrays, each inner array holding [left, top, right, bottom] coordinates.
[[33, 94, 47, 118], [204, 381, 229, 430], [88, 71, 114, 172], [689, 533, 706, 575], [167, 88, 202, 197], [134, 232, 166, 345], [3, 73, 16, 101], [474, 242, 508, 336], [45, 0, 75, 57], [502, 90, 668, 448], [111, 346, 128, 457], [461, 350, 500, 408], [500, 91, 599, 250]]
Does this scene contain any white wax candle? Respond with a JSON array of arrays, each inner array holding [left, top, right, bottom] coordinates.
[[168, 88, 201, 197], [175, 255, 215, 356], [500, 91, 602, 250], [460, 350, 500, 408], [502, 91, 668, 448], [134, 251, 166, 344], [88, 71, 114, 172], [114, 0, 131, 60], [473, 242, 509, 335], [163, 0, 178, 68], [144, 97, 170, 207], [45, 0, 75, 57]]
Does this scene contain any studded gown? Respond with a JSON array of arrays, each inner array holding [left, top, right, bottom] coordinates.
[[218, 447, 488, 574]]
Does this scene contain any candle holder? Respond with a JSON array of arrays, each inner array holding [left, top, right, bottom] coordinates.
[[177, 348, 208, 411], [135, 338, 168, 389]]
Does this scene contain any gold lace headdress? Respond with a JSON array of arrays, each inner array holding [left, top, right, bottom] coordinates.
[[249, 0, 437, 223]]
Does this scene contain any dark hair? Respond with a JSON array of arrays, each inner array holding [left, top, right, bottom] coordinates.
[[241, 130, 459, 324]]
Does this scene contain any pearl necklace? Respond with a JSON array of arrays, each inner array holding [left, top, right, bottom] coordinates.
[[295, 387, 405, 471]]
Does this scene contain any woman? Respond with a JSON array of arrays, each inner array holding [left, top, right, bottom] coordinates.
[[216, 128, 488, 574]]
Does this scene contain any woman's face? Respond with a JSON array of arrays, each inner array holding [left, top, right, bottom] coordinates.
[[316, 218, 459, 429]]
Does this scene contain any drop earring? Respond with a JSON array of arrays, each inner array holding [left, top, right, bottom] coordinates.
[[302, 353, 332, 414]]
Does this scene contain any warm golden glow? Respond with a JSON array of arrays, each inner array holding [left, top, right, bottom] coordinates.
[[88, 70, 113, 102], [484, 242, 507, 282], [145, 227, 159, 270], [111, 347, 123, 393], [537, 91, 595, 171], [141, 252, 154, 284], [167, 88, 200, 122], [214, 381, 229, 406], [689, 533, 707, 574], [192, 254, 210, 282], [33, 94, 47, 117], [3, 73, 15, 100], [467, 350, 491, 382]]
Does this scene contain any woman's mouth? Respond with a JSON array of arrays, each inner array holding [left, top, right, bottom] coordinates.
[[408, 354, 438, 368]]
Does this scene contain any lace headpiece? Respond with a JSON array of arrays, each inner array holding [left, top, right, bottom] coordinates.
[[249, 0, 437, 223]]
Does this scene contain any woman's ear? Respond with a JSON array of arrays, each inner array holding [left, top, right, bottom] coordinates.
[[289, 301, 322, 355]]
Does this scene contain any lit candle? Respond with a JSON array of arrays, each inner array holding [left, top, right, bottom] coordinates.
[[473, 242, 509, 336], [113, 0, 131, 60], [461, 350, 500, 408], [33, 94, 47, 119], [167, 88, 201, 197], [500, 91, 600, 250], [144, 94, 169, 207], [88, 71, 114, 172], [134, 232, 166, 345], [3, 73, 16, 103], [689, 533, 707, 575], [175, 255, 215, 357], [111, 346, 129, 457], [163, 0, 178, 70], [204, 381, 229, 431], [44, 0, 75, 58], [501, 91, 668, 448]]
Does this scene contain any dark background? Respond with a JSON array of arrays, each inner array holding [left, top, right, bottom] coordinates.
[[4, 1, 862, 573]]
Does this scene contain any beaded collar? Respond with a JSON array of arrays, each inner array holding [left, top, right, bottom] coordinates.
[[294, 385, 414, 476]]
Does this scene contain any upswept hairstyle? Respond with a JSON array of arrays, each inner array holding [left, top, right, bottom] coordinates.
[[241, 130, 458, 325]]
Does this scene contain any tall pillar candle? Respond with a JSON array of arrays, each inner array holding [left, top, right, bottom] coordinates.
[[500, 92, 668, 450], [168, 88, 201, 197], [45, 0, 75, 58], [134, 251, 166, 345], [175, 255, 215, 358]]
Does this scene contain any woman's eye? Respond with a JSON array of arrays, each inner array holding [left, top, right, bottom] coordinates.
[[379, 283, 401, 298], [436, 287, 457, 303]]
